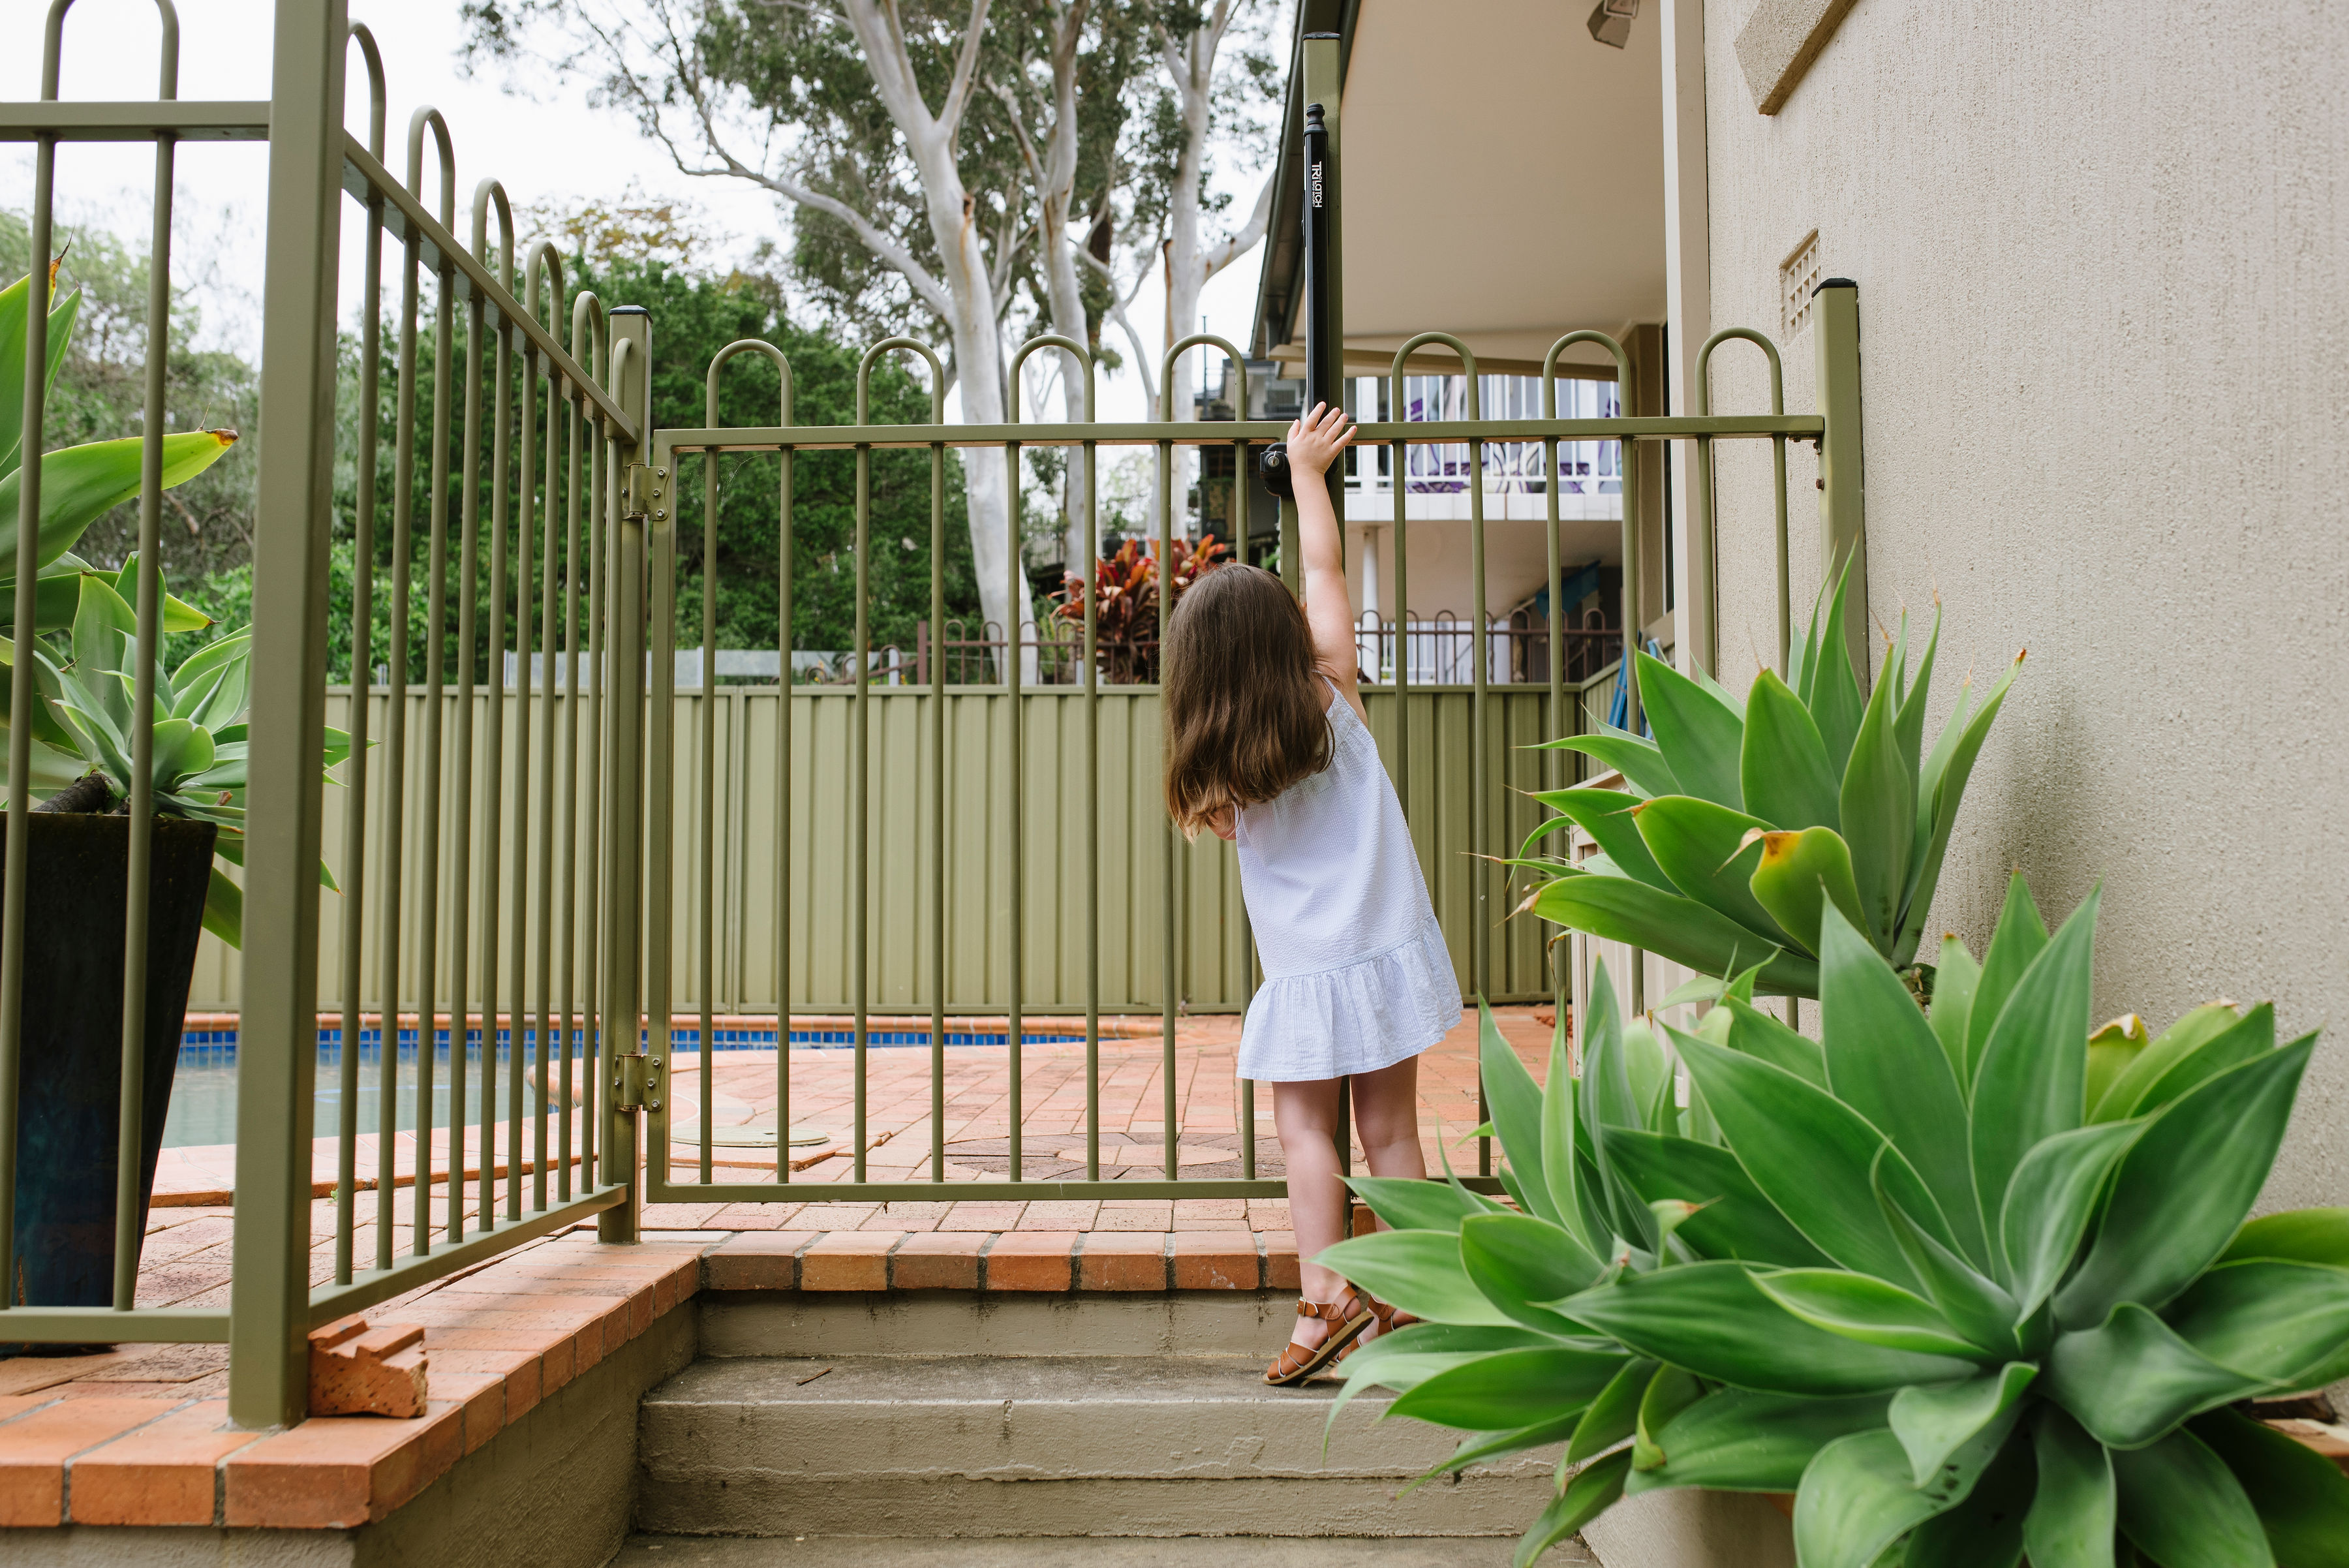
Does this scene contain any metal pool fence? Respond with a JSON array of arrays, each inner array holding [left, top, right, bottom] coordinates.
[[1, 0, 1859, 1428]]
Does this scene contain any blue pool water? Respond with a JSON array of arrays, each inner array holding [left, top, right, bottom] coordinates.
[[160, 1024, 1090, 1147]]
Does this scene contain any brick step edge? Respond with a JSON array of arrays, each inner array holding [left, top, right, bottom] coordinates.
[[704, 1229, 1301, 1294]]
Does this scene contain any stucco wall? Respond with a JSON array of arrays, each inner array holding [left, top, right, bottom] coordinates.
[[1696, 0, 2349, 1210]]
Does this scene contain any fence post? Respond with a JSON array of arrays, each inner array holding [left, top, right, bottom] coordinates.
[[228, 0, 349, 1430], [600, 307, 652, 1244], [1813, 279, 1867, 684]]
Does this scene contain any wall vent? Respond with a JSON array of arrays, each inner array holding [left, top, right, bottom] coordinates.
[[1781, 230, 1822, 339]]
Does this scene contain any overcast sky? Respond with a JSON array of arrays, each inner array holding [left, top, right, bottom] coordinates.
[[1, 0, 1273, 425]]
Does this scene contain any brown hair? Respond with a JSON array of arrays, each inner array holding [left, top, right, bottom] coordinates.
[[1161, 563, 1334, 837]]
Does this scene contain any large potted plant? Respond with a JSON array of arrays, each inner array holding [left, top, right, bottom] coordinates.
[[0, 260, 257, 1322], [1323, 884, 2349, 1565], [1522, 566, 2021, 996]]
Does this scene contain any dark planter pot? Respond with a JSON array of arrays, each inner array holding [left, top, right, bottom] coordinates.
[[3, 812, 215, 1336]]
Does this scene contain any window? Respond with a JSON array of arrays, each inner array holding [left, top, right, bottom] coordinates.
[[1781, 230, 1821, 339]]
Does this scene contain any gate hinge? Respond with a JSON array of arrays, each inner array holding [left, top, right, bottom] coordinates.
[[611, 1051, 664, 1113], [622, 462, 669, 522]]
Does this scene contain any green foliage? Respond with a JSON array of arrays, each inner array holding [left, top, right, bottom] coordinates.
[[1323, 894, 2349, 1566], [1526, 561, 2023, 995], [12, 565, 345, 947]]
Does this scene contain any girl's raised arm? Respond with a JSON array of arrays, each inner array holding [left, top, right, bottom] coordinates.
[[1283, 402, 1366, 722]]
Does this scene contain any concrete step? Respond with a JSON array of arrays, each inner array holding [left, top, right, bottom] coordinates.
[[613, 1534, 1593, 1565], [635, 1354, 1561, 1540]]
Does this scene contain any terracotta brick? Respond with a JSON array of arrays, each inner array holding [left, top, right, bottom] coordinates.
[[1077, 1232, 1167, 1291], [309, 1316, 428, 1419], [625, 1282, 656, 1338], [801, 1231, 904, 1291], [538, 1332, 577, 1394], [224, 1401, 465, 1528], [935, 1203, 1026, 1232], [984, 1231, 1077, 1291], [703, 1231, 818, 1291], [890, 1231, 983, 1291], [1173, 1231, 1260, 1291], [67, 1398, 258, 1526], [1262, 1231, 1302, 1292], [0, 1397, 170, 1526], [424, 1347, 542, 1422], [429, 1370, 506, 1455]]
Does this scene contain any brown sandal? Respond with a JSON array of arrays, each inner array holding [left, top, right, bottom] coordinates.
[[1263, 1291, 1375, 1385], [1338, 1294, 1419, 1363]]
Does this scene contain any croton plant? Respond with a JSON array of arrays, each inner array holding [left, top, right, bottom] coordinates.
[[1322, 881, 2349, 1567]]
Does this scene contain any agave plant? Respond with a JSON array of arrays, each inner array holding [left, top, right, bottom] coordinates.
[[1524, 564, 2022, 997], [0, 264, 234, 636], [1324, 885, 2349, 1567], [14, 568, 347, 947]]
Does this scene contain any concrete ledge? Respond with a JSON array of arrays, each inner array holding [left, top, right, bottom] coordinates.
[[701, 1229, 1297, 1293]]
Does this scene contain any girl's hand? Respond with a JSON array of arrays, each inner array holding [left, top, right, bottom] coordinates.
[[1285, 401, 1355, 477], [1205, 803, 1236, 842]]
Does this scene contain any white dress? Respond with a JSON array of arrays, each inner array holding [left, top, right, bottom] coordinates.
[[1234, 679, 1462, 1081]]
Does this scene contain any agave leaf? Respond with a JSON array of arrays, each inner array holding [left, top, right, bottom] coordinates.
[[1891, 604, 1941, 782], [1818, 904, 1984, 1263], [2123, 1003, 2275, 1120], [1602, 1127, 1833, 1267], [1313, 1231, 1518, 1327], [1792, 1428, 1967, 1568], [1837, 639, 1914, 949], [1577, 961, 1655, 1248], [1621, 1388, 1892, 1495], [1536, 1006, 1590, 1254], [201, 865, 242, 947], [1904, 1426, 2033, 1568], [1808, 563, 1865, 778], [2025, 1407, 2118, 1568], [1969, 888, 2100, 1244], [147, 718, 215, 792], [1889, 1362, 2036, 1487], [1343, 1175, 1498, 1233], [1475, 999, 1561, 1228], [1543, 726, 1679, 799], [1965, 872, 2050, 1086], [1929, 933, 1979, 1081], [1409, 1412, 1591, 1497], [71, 573, 138, 731], [2056, 1037, 2315, 1329], [1389, 1345, 1629, 1431], [1788, 575, 1828, 705], [2046, 1303, 2267, 1449], [1512, 1449, 1630, 1568], [1530, 869, 1815, 994], [1746, 826, 1867, 957], [1460, 1213, 1606, 1334], [2220, 1207, 2349, 1267], [2091, 1002, 2244, 1122], [1750, 1268, 1985, 1357], [0, 272, 80, 480], [1894, 651, 2024, 966], [1999, 1120, 2147, 1314], [2082, 1013, 2150, 1124], [1671, 1028, 1949, 1289], [1875, 1160, 2028, 1357], [1560, 1355, 1653, 1466], [1623, 1017, 1672, 1142], [1631, 796, 1790, 946], [1521, 786, 1674, 889], [2189, 1407, 2349, 1567], [1633, 648, 1743, 810], [1740, 668, 1841, 833], [1718, 996, 1827, 1086], [1630, 1363, 1702, 1470], [0, 430, 238, 578], [2111, 1428, 2274, 1568], [1558, 1261, 1976, 1396], [2162, 1260, 2349, 1385]]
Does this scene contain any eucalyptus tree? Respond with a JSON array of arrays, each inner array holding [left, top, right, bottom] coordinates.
[[464, 0, 1175, 661]]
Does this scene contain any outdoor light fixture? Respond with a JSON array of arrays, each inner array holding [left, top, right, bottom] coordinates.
[[1588, 0, 1639, 48]]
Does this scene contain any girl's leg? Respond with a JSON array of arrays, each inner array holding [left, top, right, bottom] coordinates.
[[1272, 1076, 1353, 1350], [1350, 1054, 1428, 1182]]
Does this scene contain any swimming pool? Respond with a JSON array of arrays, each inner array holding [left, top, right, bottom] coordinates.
[[160, 1022, 1092, 1146]]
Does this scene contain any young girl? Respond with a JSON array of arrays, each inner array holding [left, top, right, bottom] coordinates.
[[1161, 401, 1462, 1385]]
